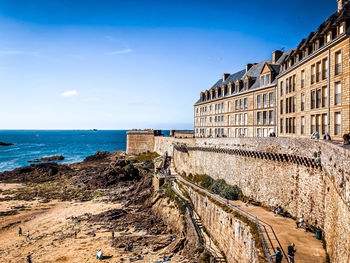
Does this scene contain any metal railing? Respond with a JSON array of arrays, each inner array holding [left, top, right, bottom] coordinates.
[[176, 175, 288, 263]]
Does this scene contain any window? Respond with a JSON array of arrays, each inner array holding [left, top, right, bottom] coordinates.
[[235, 100, 238, 111], [301, 93, 305, 111], [316, 62, 321, 82], [335, 112, 341, 135], [286, 98, 289, 114], [244, 98, 248, 110], [239, 99, 243, 110], [280, 119, 283, 133], [257, 112, 261, 125], [311, 90, 316, 109], [244, 113, 248, 125], [227, 115, 230, 125], [327, 32, 331, 43], [257, 95, 261, 108], [335, 51, 342, 75], [244, 81, 248, 90], [311, 115, 316, 134], [316, 88, 321, 108], [263, 111, 267, 125], [293, 96, 296, 113], [263, 94, 267, 108], [228, 102, 231, 112], [322, 86, 328, 107], [322, 59, 328, 80], [257, 128, 261, 137], [266, 74, 270, 85], [340, 23, 344, 34], [260, 76, 265, 86], [286, 79, 289, 94], [240, 113, 243, 125], [269, 92, 274, 107], [263, 128, 268, 137], [280, 81, 283, 96], [322, 114, 328, 134], [301, 116, 305, 134], [235, 114, 239, 125], [301, 71, 305, 88], [280, 100, 283, 114], [335, 82, 341, 105], [311, 65, 316, 84], [269, 110, 274, 124], [317, 114, 321, 132]]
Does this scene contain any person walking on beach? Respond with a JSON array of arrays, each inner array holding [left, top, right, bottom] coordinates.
[[18, 227, 22, 236], [27, 255, 32, 263], [26, 231, 30, 241], [270, 247, 283, 263], [288, 243, 296, 263]]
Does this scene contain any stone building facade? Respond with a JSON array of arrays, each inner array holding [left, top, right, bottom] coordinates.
[[194, 0, 350, 140]]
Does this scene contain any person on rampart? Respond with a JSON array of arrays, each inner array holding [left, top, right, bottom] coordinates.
[[270, 247, 283, 263], [323, 132, 331, 141], [287, 243, 297, 263]]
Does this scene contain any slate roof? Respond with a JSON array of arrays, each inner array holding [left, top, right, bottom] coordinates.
[[194, 52, 290, 105]]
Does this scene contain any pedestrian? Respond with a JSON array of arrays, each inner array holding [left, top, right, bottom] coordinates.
[[323, 132, 331, 141], [18, 226, 22, 236], [296, 216, 304, 229], [112, 230, 115, 239], [74, 230, 77, 239], [27, 255, 32, 263], [288, 243, 297, 263], [270, 247, 283, 263], [26, 231, 30, 241]]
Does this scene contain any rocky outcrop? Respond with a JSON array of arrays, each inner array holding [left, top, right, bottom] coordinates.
[[28, 155, 64, 163], [0, 142, 13, 146]]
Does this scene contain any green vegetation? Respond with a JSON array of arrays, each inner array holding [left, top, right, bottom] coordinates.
[[183, 173, 243, 201], [136, 152, 160, 162], [1, 181, 101, 202]]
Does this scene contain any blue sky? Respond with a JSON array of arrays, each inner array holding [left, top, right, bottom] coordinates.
[[0, 0, 337, 129]]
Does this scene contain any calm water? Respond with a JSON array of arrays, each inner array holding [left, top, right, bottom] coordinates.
[[0, 130, 129, 172]]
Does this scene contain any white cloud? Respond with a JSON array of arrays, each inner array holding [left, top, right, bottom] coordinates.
[[0, 50, 39, 57], [61, 90, 78, 97], [106, 48, 133, 55]]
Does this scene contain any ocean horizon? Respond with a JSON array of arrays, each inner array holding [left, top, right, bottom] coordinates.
[[0, 130, 170, 172]]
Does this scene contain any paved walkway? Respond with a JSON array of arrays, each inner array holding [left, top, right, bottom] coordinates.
[[175, 173, 325, 263]]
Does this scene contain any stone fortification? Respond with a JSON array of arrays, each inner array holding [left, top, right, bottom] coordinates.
[[182, 183, 261, 263], [126, 130, 162, 154], [165, 137, 350, 263]]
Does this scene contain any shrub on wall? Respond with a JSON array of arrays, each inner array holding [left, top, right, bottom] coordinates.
[[182, 173, 243, 201]]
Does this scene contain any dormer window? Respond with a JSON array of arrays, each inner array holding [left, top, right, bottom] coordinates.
[[266, 74, 270, 85], [260, 76, 265, 86], [244, 81, 248, 90], [340, 23, 344, 34], [327, 32, 332, 43]]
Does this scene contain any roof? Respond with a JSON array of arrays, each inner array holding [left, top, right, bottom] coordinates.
[[194, 50, 290, 105], [283, 2, 350, 67]]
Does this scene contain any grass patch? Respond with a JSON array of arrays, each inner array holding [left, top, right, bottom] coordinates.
[[135, 152, 160, 162]]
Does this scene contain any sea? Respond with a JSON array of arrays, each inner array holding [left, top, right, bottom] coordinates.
[[0, 130, 169, 172]]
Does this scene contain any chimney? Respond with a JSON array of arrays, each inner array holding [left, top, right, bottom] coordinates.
[[338, 0, 347, 11], [246, 63, 254, 72], [223, 73, 230, 82], [272, 50, 283, 64]]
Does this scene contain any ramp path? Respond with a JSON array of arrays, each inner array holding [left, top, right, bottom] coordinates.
[[172, 170, 325, 263]]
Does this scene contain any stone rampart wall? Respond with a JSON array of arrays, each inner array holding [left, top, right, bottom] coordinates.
[[153, 137, 350, 262], [182, 183, 260, 263]]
